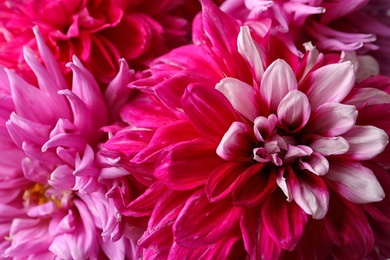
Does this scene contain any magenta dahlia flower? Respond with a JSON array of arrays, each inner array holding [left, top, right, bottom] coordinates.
[[103, 1, 390, 258], [0, 0, 194, 83], [220, 0, 390, 75], [0, 27, 137, 259]]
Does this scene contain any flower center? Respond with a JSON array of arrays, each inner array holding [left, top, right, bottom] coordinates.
[[23, 183, 71, 209]]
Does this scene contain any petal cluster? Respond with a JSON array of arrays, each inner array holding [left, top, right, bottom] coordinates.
[[103, 1, 390, 259], [0, 27, 136, 259]]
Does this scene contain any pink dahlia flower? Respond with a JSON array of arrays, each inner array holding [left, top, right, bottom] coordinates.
[[220, 0, 390, 75], [104, 1, 390, 258], [0, 27, 137, 259], [0, 0, 193, 83]]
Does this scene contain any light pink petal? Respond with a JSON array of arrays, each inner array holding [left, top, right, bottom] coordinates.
[[307, 135, 349, 156], [237, 26, 265, 82], [344, 87, 390, 107], [154, 139, 223, 190], [276, 167, 292, 202], [306, 102, 357, 136], [67, 56, 107, 127], [27, 201, 58, 218], [342, 125, 389, 160], [303, 61, 355, 109], [205, 162, 248, 202], [289, 170, 329, 219], [42, 133, 87, 153], [284, 144, 313, 163], [277, 90, 311, 132], [182, 83, 238, 143], [216, 77, 259, 121], [216, 121, 255, 161], [173, 189, 241, 247], [260, 59, 297, 113], [253, 114, 278, 142], [326, 161, 385, 203], [104, 59, 134, 123], [73, 144, 95, 176], [48, 164, 75, 190], [261, 190, 309, 250], [299, 152, 329, 176]]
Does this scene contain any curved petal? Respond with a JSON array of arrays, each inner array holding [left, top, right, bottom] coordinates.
[[216, 77, 259, 121], [154, 139, 222, 190], [326, 160, 385, 204], [182, 83, 238, 143], [307, 135, 349, 156], [260, 59, 297, 114], [277, 90, 311, 132], [299, 152, 329, 176], [342, 125, 389, 160], [216, 121, 255, 161], [306, 102, 357, 137], [303, 61, 355, 109], [261, 190, 309, 250], [173, 189, 241, 248]]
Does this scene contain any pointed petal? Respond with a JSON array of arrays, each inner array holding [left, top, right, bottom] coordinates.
[[342, 125, 389, 160], [260, 59, 297, 113], [303, 61, 355, 109], [173, 189, 241, 247], [277, 90, 311, 132], [154, 139, 222, 190], [216, 77, 259, 121], [261, 190, 309, 250], [182, 84, 238, 143], [205, 162, 248, 202], [237, 26, 265, 82], [326, 160, 385, 203], [307, 102, 357, 136]]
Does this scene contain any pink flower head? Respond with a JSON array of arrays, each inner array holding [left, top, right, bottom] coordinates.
[[0, 0, 193, 83], [0, 27, 137, 258], [104, 1, 390, 258], [220, 0, 390, 75]]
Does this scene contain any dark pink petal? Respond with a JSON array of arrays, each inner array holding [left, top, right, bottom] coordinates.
[[342, 125, 389, 160], [326, 160, 385, 204], [216, 121, 255, 161], [289, 169, 329, 219], [216, 77, 259, 121], [174, 189, 241, 247], [261, 190, 309, 250], [232, 163, 276, 207], [306, 134, 349, 156], [277, 90, 311, 132], [303, 61, 355, 109], [182, 83, 238, 143], [205, 162, 249, 202], [132, 120, 200, 164], [260, 59, 297, 114], [240, 206, 261, 258], [42, 133, 86, 153], [306, 102, 357, 137], [154, 138, 222, 190], [324, 190, 375, 259]]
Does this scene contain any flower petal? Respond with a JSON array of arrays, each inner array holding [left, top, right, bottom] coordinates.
[[303, 61, 355, 109], [173, 189, 241, 247], [277, 90, 311, 132], [306, 102, 357, 137], [342, 125, 389, 160], [326, 160, 385, 203], [307, 135, 349, 156], [216, 77, 259, 121], [299, 152, 329, 176], [260, 59, 297, 113], [182, 83, 238, 143], [154, 139, 222, 190], [216, 121, 255, 161]]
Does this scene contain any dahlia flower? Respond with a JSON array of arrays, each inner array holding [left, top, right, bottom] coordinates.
[[0, 0, 193, 83], [0, 27, 136, 259], [104, 1, 390, 258], [220, 0, 390, 75]]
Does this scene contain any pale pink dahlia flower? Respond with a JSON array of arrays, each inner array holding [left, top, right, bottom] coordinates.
[[0, 0, 192, 83], [0, 27, 137, 259], [103, 1, 390, 258], [220, 0, 390, 75]]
